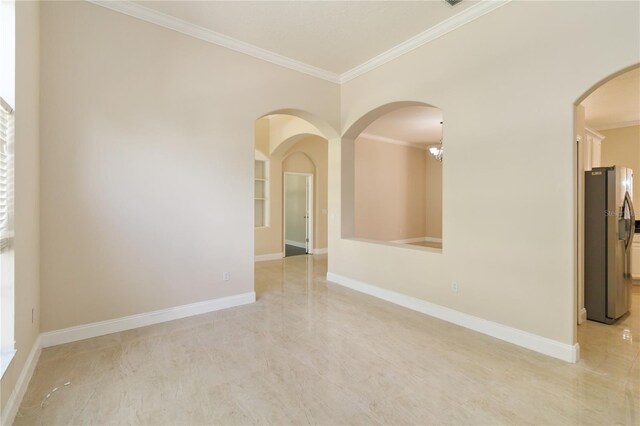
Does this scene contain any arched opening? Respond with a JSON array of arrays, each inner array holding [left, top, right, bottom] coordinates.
[[575, 65, 639, 360], [257, 108, 340, 141], [341, 102, 444, 250], [254, 111, 334, 261]]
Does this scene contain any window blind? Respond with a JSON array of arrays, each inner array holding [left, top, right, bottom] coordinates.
[[0, 97, 14, 253]]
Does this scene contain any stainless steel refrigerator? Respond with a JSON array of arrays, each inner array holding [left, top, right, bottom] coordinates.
[[585, 166, 635, 324]]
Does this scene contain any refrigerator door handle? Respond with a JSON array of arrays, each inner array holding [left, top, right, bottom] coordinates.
[[624, 191, 635, 250]]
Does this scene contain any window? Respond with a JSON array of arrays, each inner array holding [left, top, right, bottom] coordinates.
[[0, 97, 13, 239], [0, 96, 15, 377]]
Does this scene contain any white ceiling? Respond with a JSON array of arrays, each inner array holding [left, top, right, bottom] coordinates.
[[362, 106, 443, 145], [582, 67, 640, 130], [132, 1, 477, 75]]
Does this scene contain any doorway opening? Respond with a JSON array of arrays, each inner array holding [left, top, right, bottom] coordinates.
[[254, 111, 333, 262], [575, 65, 639, 367], [284, 172, 313, 257]]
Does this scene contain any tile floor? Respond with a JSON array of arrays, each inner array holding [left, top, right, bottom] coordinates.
[[284, 244, 307, 257], [13, 255, 640, 425]]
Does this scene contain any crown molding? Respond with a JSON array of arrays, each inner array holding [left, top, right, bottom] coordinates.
[[86, 0, 341, 84], [591, 120, 640, 131], [584, 127, 605, 140], [87, 0, 509, 86], [359, 132, 441, 151], [339, 0, 512, 84]]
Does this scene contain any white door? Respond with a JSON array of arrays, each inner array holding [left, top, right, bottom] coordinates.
[[305, 175, 313, 253], [284, 173, 313, 255]]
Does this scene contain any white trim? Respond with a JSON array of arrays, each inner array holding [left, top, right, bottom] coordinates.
[[592, 120, 640, 131], [578, 308, 587, 324], [306, 174, 314, 254], [326, 272, 579, 363], [255, 252, 284, 262], [1, 335, 42, 426], [87, 1, 340, 83], [339, 0, 512, 83], [0, 349, 16, 378], [633, 274, 640, 280], [584, 127, 606, 141], [312, 248, 328, 255], [282, 171, 314, 177], [285, 239, 307, 249], [86, 0, 509, 85], [40, 292, 256, 348], [358, 133, 433, 151]]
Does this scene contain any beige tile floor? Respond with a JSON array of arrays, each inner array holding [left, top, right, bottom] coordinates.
[[14, 255, 640, 425]]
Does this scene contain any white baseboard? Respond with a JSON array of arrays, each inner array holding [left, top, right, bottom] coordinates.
[[632, 274, 640, 281], [390, 236, 442, 244], [285, 240, 306, 249], [41, 292, 256, 348], [1, 335, 42, 426], [326, 272, 579, 363], [255, 252, 283, 262], [2, 293, 255, 423], [578, 308, 587, 324], [312, 248, 328, 255]]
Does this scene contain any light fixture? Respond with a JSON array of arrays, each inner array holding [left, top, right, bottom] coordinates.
[[428, 120, 443, 161], [429, 146, 443, 162]]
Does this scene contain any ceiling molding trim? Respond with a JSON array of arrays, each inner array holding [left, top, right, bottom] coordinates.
[[359, 132, 441, 151], [591, 120, 640, 131], [86, 0, 341, 84], [584, 127, 606, 140], [339, 0, 512, 84], [86, 0, 509, 86]]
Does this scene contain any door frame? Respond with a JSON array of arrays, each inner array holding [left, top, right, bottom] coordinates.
[[283, 172, 314, 255]]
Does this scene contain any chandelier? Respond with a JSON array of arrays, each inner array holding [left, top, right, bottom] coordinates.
[[428, 120, 443, 161], [428, 146, 443, 162]]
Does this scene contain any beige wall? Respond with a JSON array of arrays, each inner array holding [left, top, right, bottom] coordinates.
[[255, 118, 270, 158], [330, 0, 640, 347], [1, 0, 40, 418], [267, 115, 323, 155], [354, 136, 426, 241], [255, 134, 328, 256], [39, 1, 339, 331], [600, 125, 640, 203], [425, 153, 442, 239]]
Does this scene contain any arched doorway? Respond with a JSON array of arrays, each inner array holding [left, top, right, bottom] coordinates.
[[575, 65, 639, 359], [254, 111, 336, 261]]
